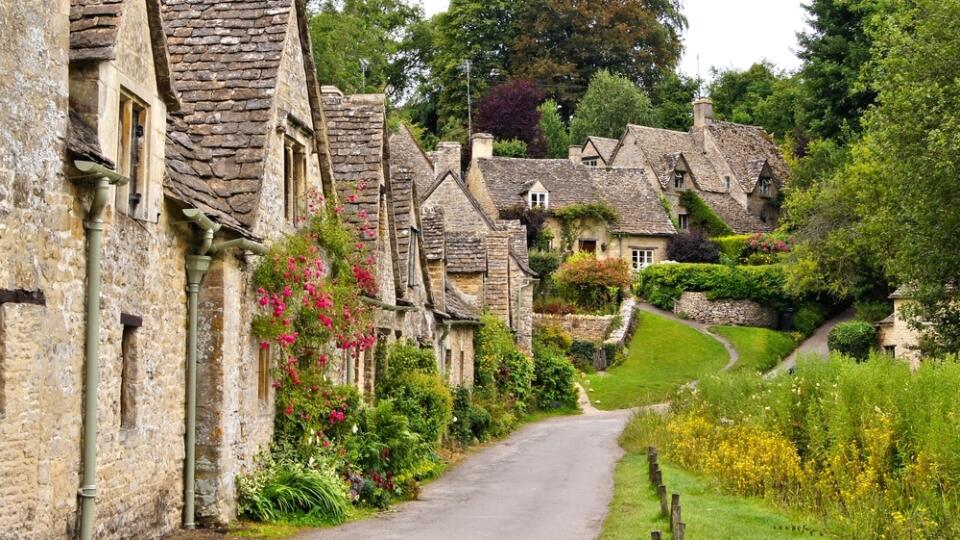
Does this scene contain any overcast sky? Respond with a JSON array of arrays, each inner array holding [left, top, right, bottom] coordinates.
[[418, 0, 810, 81]]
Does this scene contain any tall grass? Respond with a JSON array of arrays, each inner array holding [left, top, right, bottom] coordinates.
[[238, 462, 350, 524], [630, 353, 960, 539]]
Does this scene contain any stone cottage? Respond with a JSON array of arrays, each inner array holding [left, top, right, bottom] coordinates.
[[0, 0, 425, 538], [571, 136, 618, 167], [876, 288, 923, 368], [601, 98, 786, 233], [466, 137, 676, 271]]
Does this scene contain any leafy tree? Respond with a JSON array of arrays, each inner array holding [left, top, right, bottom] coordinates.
[[476, 79, 546, 157], [796, 0, 879, 140], [309, 0, 424, 98], [538, 100, 570, 158], [650, 72, 699, 131], [569, 70, 654, 144], [493, 139, 528, 158], [509, 0, 686, 112], [708, 62, 804, 139], [429, 0, 522, 129], [667, 231, 720, 263]]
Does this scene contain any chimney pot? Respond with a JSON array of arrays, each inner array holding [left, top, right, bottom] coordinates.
[[471, 133, 494, 162]]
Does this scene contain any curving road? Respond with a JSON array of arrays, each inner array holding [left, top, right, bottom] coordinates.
[[296, 406, 632, 540]]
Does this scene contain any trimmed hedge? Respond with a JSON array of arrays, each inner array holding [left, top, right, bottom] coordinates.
[[714, 234, 753, 259], [827, 321, 877, 360], [679, 190, 734, 237], [635, 263, 790, 310]]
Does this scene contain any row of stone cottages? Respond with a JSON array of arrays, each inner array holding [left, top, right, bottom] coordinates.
[[0, 1, 533, 539]]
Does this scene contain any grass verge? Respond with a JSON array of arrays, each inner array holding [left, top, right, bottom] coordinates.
[[709, 325, 798, 373], [582, 311, 727, 409], [602, 414, 821, 540]]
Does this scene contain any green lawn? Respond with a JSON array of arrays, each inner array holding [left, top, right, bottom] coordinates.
[[582, 311, 727, 409], [709, 325, 798, 373], [601, 453, 820, 540]]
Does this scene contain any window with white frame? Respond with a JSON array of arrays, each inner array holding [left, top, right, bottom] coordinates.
[[631, 248, 654, 271], [529, 191, 548, 209], [582, 157, 598, 167]]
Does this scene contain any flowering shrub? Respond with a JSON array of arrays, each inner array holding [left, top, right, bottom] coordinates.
[[554, 254, 631, 312]]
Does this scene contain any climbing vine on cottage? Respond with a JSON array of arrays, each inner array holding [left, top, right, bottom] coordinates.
[[251, 188, 378, 432], [553, 202, 618, 253]]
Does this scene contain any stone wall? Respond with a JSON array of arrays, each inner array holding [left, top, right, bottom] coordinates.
[[673, 292, 777, 328], [533, 313, 614, 342], [444, 325, 475, 387]]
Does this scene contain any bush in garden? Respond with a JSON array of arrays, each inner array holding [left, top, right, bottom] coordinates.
[[714, 234, 753, 260], [554, 254, 631, 312], [533, 351, 577, 409], [533, 324, 573, 353], [666, 230, 721, 263], [634, 263, 790, 310], [237, 455, 350, 524], [474, 313, 519, 390], [379, 371, 452, 444], [792, 302, 828, 336], [569, 340, 598, 371], [378, 340, 437, 395], [496, 350, 535, 415], [533, 296, 577, 315], [828, 320, 877, 360]]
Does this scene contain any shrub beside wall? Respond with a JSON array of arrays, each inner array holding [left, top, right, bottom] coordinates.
[[635, 263, 790, 310], [828, 321, 877, 360]]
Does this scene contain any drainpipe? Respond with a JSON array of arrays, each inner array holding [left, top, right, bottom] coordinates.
[[180, 209, 265, 529], [73, 160, 129, 540]]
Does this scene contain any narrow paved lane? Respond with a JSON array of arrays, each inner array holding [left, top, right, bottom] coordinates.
[[296, 408, 632, 540], [767, 310, 853, 377]]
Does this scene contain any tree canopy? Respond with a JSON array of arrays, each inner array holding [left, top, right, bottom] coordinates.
[[569, 70, 654, 144]]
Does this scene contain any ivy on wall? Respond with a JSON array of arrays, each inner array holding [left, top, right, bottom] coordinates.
[[553, 202, 619, 253], [679, 190, 734, 237]]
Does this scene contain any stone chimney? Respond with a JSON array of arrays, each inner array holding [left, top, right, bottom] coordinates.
[[693, 97, 713, 128], [321, 85, 343, 97], [568, 144, 582, 163], [435, 141, 462, 175], [471, 133, 494, 162]]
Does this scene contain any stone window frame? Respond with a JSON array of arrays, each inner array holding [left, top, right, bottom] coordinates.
[[407, 226, 419, 289], [674, 169, 685, 189], [631, 248, 654, 272], [758, 176, 773, 198], [582, 157, 599, 167], [283, 136, 307, 224], [115, 89, 151, 220], [678, 214, 689, 230], [528, 191, 548, 209]]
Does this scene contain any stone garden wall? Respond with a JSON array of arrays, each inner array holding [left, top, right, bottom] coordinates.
[[533, 313, 614, 342], [673, 292, 777, 328]]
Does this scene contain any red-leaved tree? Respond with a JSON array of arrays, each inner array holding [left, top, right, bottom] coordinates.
[[476, 79, 548, 158]]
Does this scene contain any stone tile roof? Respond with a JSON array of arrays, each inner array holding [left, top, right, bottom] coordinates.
[[706, 121, 789, 193], [445, 232, 486, 273], [621, 124, 726, 192], [390, 168, 415, 289], [421, 207, 445, 261], [71, 0, 180, 109], [476, 158, 599, 212], [585, 136, 618, 163], [389, 124, 435, 194], [699, 192, 774, 233], [69, 0, 125, 61], [591, 169, 676, 236], [67, 109, 114, 168], [322, 90, 386, 184], [445, 282, 480, 321], [160, 0, 296, 228], [163, 116, 251, 235]]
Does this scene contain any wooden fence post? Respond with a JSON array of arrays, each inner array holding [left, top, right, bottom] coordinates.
[[658, 484, 668, 516], [651, 532, 662, 540], [670, 493, 680, 531], [652, 468, 662, 487], [676, 522, 685, 540]]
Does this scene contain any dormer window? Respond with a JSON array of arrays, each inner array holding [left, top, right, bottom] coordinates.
[[529, 192, 548, 209], [758, 177, 772, 198], [674, 170, 685, 189], [582, 158, 598, 167], [117, 91, 149, 218]]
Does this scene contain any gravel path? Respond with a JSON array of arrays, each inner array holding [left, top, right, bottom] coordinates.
[[766, 310, 853, 377], [295, 408, 632, 540]]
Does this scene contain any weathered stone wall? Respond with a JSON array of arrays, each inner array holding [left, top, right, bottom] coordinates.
[[533, 313, 614, 342], [508, 257, 534, 351], [422, 174, 490, 233], [877, 298, 921, 368], [673, 292, 777, 328], [483, 232, 510, 323], [448, 273, 483, 307]]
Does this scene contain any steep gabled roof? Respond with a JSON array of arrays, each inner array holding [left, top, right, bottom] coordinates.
[[699, 192, 774, 233], [389, 123, 435, 194], [71, 0, 180, 109], [445, 232, 486, 273], [161, 0, 297, 228], [445, 282, 481, 322], [706, 121, 789, 193], [591, 168, 676, 236], [390, 168, 416, 289], [584, 136, 618, 164], [475, 158, 598, 212], [622, 125, 726, 192]]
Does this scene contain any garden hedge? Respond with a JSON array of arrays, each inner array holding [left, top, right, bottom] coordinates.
[[635, 263, 790, 310], [827, 321, 877, 360]]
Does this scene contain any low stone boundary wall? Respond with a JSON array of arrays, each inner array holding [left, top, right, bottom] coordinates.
[[673, 292, 777, 328], [533, 312, 613, 342]]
